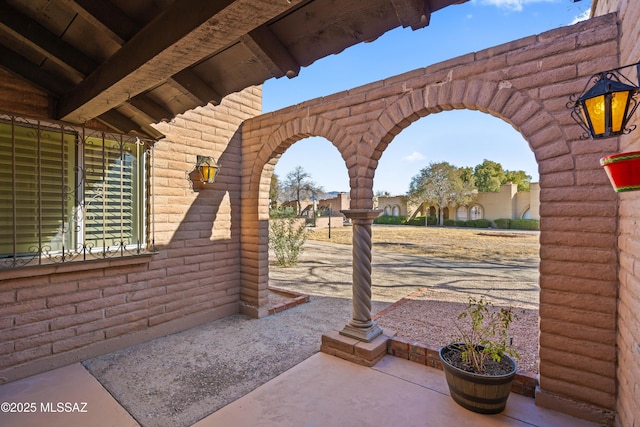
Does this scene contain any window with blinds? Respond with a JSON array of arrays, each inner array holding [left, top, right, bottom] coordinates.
[[0, 121, 75, 258], [0, 114, 154, 269], [83, 135, 145, 256]]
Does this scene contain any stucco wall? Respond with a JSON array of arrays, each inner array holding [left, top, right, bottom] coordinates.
[[378, 183, 540, 222], [242, 14, 621, 424], [593, 1, 640, 426], [0, 71, 260, 382], [476, 183, 517, 220]]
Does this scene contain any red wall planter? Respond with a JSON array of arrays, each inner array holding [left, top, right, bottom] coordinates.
[[600, 151, 640, 192]]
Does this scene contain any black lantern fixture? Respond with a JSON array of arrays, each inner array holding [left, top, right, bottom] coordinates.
[[195, 155, 220, 184], [569, 61, 640, 139]]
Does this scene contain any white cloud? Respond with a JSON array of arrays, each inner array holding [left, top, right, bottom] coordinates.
[[474, 0, 559, 12], [570, 9, 590, 25], [403, 151, 425, 162]]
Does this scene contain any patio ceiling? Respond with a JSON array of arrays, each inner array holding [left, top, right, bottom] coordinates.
[[0, 0, 467, 139]]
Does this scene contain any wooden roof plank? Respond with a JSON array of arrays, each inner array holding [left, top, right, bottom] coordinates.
[[0, 2, 96, 77], [57, 0, 261, 123], [0, 44, 72, 96], [241, 25, 300, 79], [57, 0, 137, 45]]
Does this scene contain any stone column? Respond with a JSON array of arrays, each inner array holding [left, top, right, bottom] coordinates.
[[339, 209, 383, 342]]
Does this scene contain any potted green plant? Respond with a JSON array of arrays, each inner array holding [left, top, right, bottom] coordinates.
[[439, 296, 520, 414]]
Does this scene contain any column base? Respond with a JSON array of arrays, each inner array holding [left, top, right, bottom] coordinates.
[[339, 322, 383, 342]]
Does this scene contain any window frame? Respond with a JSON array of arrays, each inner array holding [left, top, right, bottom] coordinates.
[[0, 112, 155, 270]]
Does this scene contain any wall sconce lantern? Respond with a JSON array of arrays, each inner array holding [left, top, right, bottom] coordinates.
[[569, 62, 640, 140], [568, 61, 640, 192], [195, 155, 220, 184]]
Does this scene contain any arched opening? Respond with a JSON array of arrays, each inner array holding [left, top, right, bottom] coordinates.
[[372, 109, 541, 375], [266, 136, 377, 312], [242, 18, 619, 416], [469, 204, 483, 220]]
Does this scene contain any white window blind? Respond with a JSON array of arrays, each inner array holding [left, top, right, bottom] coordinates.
[[83, 135, 145, 256], [0, 115, 153, 269]]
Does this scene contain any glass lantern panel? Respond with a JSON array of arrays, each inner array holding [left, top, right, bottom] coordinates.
[[610, 90, 631, 133], [584, 94, 606, 136]]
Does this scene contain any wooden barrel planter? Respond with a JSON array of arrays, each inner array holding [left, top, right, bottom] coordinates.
[[439, 345, 517, 414]]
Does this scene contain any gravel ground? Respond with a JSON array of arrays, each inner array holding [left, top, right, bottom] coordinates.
[[272, 240, 540, 374], [373, 288, 539, 373], [84, 295, 389, 427], [84, 236, 539, 427]]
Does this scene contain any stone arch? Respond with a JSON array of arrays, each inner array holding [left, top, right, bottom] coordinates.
[[240, 115, 353, 316], [251, 116, 355, 220], [354, 78, 614, 418], [240, 15, 620, 419], [363, 80, 570, 208]]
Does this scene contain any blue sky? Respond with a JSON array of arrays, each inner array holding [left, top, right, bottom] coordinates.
[[263, 0, 592, 195]]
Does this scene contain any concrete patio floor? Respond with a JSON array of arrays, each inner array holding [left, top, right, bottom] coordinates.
[[0, 352, 596, 427]]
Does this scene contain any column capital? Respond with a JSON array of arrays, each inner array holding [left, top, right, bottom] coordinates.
[[340, 209, 382, 221]]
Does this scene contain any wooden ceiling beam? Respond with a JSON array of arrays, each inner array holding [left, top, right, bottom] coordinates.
[[241, 25, 300, 79], [127, 95, 174, 123], [390, 0, 431, 30], [57, 0, 302, 124], [171, 70, 223, 106], [0, 2, 97, 78], [58, 0, 138, 45], [96, 108, 164, 140]]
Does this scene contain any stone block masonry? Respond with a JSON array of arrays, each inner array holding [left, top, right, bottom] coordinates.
[[242, 13, 620, 425], [0, 75, 262, 382]]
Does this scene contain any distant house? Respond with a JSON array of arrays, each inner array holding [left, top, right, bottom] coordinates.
[[281, 192, 350, 228], [377, 183, 540, 223]]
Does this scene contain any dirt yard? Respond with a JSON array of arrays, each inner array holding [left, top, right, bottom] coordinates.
[[301, 225, 541, 373], [308, 224, 539, 262]]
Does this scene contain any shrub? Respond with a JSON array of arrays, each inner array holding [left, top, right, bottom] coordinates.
[[269, 208, 308, 266], [374, 214, 407, 225], [510, 219, 539, 230], [405, 216, 438, 226], [270, 207, 296, 219], [405, 217, 424, 226], [455, 220, 467, 227], [466, 219, 492, 228], [444, 219, 456, 226], [449, 296, 520, 374], [494, 218, 511, 229]]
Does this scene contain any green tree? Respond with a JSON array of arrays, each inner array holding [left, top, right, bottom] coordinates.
[[504, 170, 532, 191], [473, 160, 505, 192], [459, 166, 476, 187], [282, 166, 324, 215], [473, 160, 532, 192], [408, 162, 477, 226]]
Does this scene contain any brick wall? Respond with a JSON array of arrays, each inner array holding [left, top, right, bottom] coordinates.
[[593, 1, 640, 426], [0, 69, 261, 382], [0, 68, 50, 118], [242, 14, 620, 424]]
